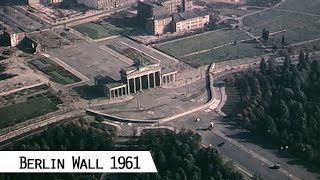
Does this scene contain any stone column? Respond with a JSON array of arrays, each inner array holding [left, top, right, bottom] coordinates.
[[133, 77, 136, 93], [139, 76, 142, 91], [153, 73, 156, 87], [127, 79, 130, 95], [109, 90, 111, 99], [147, 74, 150, 89], [119, 88, 122, 97], [111, 90, 115, 99]]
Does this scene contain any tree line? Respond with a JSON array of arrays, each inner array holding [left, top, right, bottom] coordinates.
[[228, 51, 320, 168], [113, 129, 243, 180], [0, 120, 244, 180]]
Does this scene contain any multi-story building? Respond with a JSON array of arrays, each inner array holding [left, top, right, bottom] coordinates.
[[27, 0, 63, 5], [77, 0, 128, 9], [146, 15, 172, 35], [172, 11, 210, 33], [137, 0, 208, 35]]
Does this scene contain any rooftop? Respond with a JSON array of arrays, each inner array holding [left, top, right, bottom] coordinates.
[[139, 0, 160, 7], [154, 14, 171, 20], [161, 67, 177, 75], [104, 82, 127, 90], [173, 10, 208, 22], [120, 63, 161, 77], [94, 75, 117, 85]]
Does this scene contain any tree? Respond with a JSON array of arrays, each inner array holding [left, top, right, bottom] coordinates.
[[252, 173, 264, 180], [283, 55, 291, 71], [95, 115, 104, 122], [281, 35, 286, 48], [260, 58, 267, 73], [262, 28, 269, 41]]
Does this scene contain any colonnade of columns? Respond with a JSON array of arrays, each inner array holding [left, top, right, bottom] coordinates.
[[127, 71, 160, 94], [162, 73, 177, 85], [109, 86, 127, 99]]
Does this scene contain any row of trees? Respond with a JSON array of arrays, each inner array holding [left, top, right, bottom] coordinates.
[[113, 129, 244, 180], [2, 119, 116, 180], [1, 120, 244, 180], [229, 51, 320, 167]]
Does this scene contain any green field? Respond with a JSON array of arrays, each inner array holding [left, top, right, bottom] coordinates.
[[73, 22, 127, 40], [156, 29, 251, 57], [183, 41, 265, 66], [221, 86, 241, 116], [0, 96, 58, 129], [266, 23, 320, 47], [277, 0, 320, 15], [214, 8, 260, 17], [31, 58, 81, 85], [243, 9, 320, 36]]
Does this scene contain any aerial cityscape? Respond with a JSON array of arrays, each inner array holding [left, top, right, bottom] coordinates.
[[0, 0, 320, 179]]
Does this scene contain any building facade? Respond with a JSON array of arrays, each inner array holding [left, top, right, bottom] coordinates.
[[137, 0, 209, 35], [77, 0, 127, 9], [27, 0, 63, 5], [172, 11, 210, 33]]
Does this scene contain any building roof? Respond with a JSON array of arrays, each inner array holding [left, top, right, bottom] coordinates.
[[173, 10, 209, 22], [139, 0, 160, 7], [154, 14, 171, 20], [161, 67, 177, 75], [104, 82, 127, 90], [120, 63, 161, 78], [94, 75, 117, 85]]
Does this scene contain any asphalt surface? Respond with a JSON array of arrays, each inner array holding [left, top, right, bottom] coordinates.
[[200, 131, 291, 180]]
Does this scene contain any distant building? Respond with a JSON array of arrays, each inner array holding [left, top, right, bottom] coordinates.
[[137, 0, 209, 35], [77, 0, 128, 9], [172, 11, 209, 33]]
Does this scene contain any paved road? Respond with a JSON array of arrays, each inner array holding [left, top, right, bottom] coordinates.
[[200, 130, 291, 180]]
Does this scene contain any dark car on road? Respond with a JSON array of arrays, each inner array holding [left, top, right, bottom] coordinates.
[[270, 164, 281, 169]]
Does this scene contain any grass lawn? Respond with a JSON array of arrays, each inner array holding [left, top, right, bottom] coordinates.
[[214, 8, 260, 17], [266, 23, 320, 47], [221, 86, 241, 116], [72, 22, 126, 40], [0, 96, 58, 129], [243, 9, 320, 36], [31, 58, 81, 85], [155, 29, 251, 58], [182, 41, 265, 66], [277, 0, 320, 15]]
